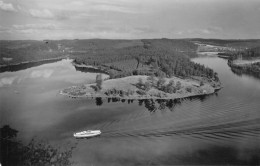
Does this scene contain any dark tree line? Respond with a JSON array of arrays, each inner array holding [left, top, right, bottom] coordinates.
[[104, 88, 135, 97], [242, 47, 260, 59], [218, 46, 260, 61], [0, 125, 75, 166], [137, 51, 219, 80]]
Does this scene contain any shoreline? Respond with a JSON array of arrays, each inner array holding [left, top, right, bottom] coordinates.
[[0, 55, 69, 68], [59, 87, 222, 100], [228, 59, 260, 78], [60, 75, 222, 100], [72, 61, 110, 75]]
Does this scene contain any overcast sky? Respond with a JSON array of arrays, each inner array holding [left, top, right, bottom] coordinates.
[[1, 0, 260, 40]]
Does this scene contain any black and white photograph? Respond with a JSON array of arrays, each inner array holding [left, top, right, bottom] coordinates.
[[0, 0, 260, 165]]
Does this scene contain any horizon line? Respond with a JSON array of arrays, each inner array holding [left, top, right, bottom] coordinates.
[[1, 38, 260, 41]]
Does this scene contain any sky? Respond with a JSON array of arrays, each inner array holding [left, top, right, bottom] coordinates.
[[1, 0, 260, 40]]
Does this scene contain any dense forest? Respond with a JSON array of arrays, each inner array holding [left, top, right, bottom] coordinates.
[[72, 39, 218, 80], [0, 40, 66, 65], [0, 39, 219, 81], [242, 47, 260, 58]]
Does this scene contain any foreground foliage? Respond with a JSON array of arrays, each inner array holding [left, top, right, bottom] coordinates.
[[0, 125, 75, 166]]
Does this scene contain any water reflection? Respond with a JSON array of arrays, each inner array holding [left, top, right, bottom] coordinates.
[[0, 76, 17, 87], [30, 69, 53, 78], [0, 58, 62, 73], [95, 97, 103, 106], [230, 66, 260, 79], [93, 94, 217, 113], [0, 58, 108, 78]]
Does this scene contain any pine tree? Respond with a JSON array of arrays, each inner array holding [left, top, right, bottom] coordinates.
[[96, 74, 103, 91], [176, 81, 182, 90]]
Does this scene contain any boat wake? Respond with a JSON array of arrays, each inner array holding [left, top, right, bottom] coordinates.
[[87, 97, 260, 144]]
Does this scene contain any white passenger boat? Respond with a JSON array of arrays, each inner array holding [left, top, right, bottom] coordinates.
[[73, 130, 101, 138]]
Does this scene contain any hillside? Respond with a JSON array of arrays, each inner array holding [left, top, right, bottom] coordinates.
[[0, 39, 196, 65], [0, 40, 65, 66], [191, 38, 260, 49]]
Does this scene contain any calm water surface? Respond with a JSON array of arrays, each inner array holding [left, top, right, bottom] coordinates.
[[0, 56, 260, 165]]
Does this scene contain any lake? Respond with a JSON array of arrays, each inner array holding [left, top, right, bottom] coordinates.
[[0, 56, 260, 165]]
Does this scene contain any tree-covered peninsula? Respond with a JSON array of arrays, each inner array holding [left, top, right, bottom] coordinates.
[[57, 39, 221, 99]]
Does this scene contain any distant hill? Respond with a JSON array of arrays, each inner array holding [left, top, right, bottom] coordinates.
[[190, 38, 260, 49], [0, 40, 65, 65], [0, 39, 198, 66]]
